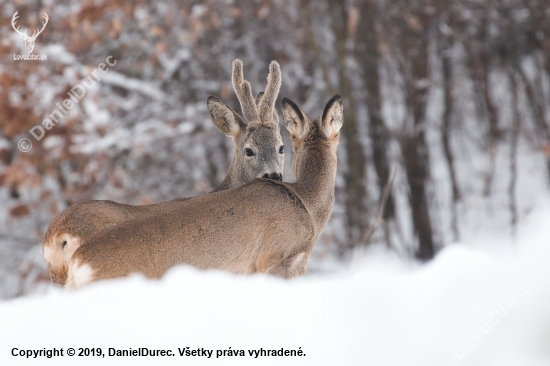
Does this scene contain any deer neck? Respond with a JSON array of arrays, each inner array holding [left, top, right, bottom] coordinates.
[[292, 144, 337, 229], [212, 156, 241, 192]]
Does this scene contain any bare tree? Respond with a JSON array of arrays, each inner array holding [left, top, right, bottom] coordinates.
[[326, 0, 369, 250], [355, 0, 396, 246], [391, 1, 436, 259]]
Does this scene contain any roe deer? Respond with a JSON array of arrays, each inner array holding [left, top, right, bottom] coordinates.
[[44, 59, 284, 285], [65, 95, 343, 288]]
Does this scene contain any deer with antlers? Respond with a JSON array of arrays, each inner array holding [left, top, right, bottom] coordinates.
[[44, 59, 285, 286], [11, 11, 49, 54], [65, 92, 344, 288]]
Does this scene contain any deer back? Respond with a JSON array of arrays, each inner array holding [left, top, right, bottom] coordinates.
[[67, 179, 314, 287]]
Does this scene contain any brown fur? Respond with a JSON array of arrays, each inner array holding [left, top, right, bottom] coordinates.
[[65, 95, 343, 288], [44, 60, 284, 286]]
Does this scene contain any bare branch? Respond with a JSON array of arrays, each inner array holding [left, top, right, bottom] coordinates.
[[360, 166, 400, 245]]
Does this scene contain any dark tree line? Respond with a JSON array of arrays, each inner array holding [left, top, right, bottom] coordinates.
[[310, 0, 550, 259]]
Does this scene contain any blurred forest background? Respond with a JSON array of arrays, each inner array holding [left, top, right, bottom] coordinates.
[[1, 0, 549, 299]]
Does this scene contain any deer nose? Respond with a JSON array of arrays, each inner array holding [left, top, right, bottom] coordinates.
[[263, 172, 282, 181]]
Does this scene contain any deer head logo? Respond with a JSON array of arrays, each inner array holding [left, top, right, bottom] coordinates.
[[11, 11, 48, 54]]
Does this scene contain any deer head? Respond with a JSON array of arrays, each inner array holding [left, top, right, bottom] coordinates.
[[207, 59, 284, 186], [12, 11, 48, 54]]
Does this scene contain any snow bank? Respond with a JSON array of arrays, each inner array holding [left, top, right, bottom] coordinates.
[[1, 208, 549, 366]]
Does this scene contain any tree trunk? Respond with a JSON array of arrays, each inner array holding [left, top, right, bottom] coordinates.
[[438, 12, 461, 241], [327, 0, 368, 250], [397, 4, 436, 260], [356, 0, 396, 227]]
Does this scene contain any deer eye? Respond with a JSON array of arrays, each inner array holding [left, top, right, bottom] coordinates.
[[279, 146, 284, 154], [62, 240, 67, 248], [245, 148, 255, 157]]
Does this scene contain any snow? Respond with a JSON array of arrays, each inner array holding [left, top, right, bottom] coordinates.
[[1, 207, 549, 366], [100, 71, 165, 101]]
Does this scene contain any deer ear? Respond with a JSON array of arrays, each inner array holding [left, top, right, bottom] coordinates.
[[207, 96, 246, 137], [320, 95, 343, 137], [282, 98, 308, 139]]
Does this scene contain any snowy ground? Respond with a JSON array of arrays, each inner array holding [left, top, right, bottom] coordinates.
[[1, 206, 549, 366]]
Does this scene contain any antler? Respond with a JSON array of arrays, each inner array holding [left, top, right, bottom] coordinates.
[[255, 92, 279, 125], [258, 61, 281, 123], [29, 13, 48, 40], [11, 11, 48, 40], [11, 11, 28, 38], [231, 59, 282, 126], [231, 59, 260, 123]]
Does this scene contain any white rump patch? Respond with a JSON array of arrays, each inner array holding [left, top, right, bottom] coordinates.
[[68, 262, 95, 289], [43, 233, 81, 271], [43, 244, 56, 266]]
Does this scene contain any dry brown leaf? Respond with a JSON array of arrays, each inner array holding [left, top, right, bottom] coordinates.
[[9, 203, 30, 219]]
